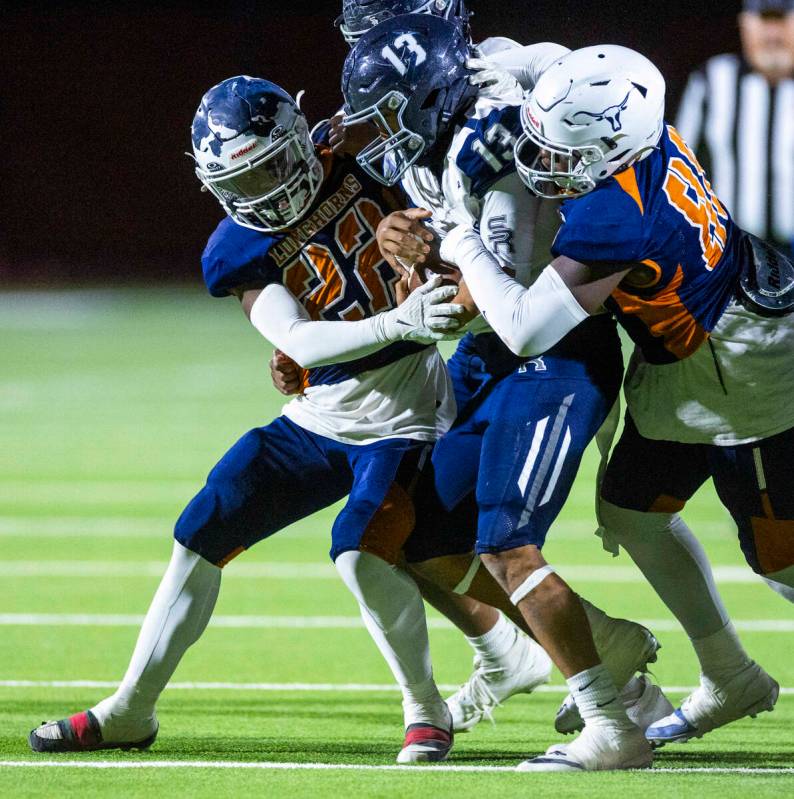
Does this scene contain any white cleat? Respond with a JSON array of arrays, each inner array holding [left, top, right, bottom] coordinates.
[[646, 661, 779, 745], [555, 617, 660, 734], [517, 722, 653, 772], [446, 632, 552, 732], [556, 674, 674, 736]]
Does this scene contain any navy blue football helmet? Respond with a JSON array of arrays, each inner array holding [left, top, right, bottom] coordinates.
[[191, 76, 323, 232], [336, 0, 469, 46], [341, 14, 476, 185]]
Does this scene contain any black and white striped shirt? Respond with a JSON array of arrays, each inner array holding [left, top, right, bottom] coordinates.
[[676, 54, 794, 253]]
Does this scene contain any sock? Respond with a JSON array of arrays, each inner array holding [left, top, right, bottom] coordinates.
[[600, 503, 732, 639], [465, 612, 518, 667], [566, 664, 632, 729], [691, 621, 751, 683], [91, 541, 221, 740], [335, 550, 446, 729]]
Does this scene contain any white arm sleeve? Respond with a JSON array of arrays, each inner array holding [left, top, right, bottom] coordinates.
[[440, 226, 588, 357], [484, 42, 571, 91], [249, 284, 387, 369]]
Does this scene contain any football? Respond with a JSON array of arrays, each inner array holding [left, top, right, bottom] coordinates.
[[403, 234, 462, 292], [406, 260, 463, 292]]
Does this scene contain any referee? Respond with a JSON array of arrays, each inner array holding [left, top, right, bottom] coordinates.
[[676, 0, 794, 257]]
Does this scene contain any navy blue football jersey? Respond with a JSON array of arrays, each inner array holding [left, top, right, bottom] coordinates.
[[552, 125, 743, 365]]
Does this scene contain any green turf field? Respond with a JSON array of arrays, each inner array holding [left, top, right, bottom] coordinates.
[[1, 288, 792, 797]]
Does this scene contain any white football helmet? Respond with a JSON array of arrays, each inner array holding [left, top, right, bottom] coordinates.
[[515, 45, 666, 198], [191, 76, 323, 232]]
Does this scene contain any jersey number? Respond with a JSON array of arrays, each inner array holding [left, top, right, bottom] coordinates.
[[382, 33, 427, 76], [663, 127, 729, 271], [472, 124, 517, 172], [284, 199, 396, 321]]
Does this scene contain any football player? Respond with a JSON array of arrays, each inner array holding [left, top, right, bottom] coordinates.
[[335, 0, 530, 66], [335, 0, 471, 45], [28, 76, 467, 764], [341, 16, 666, 771], [439, 44, 789, 747], [254, 0, 563, 738], [329, 0, 578, 154]]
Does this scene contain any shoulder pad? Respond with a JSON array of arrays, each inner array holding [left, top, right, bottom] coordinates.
[[201, 217, 281, 298]]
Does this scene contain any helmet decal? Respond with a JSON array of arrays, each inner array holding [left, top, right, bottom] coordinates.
[[192, 79, 289, 157], [570, 87, 637, 133]]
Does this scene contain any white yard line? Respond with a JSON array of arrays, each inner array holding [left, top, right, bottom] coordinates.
[[0, 561, 338, 579], [0, 679, 792, 695], [0, 759, 792, 775], [0, 482, 196, 504], [0, 516, 325, 540], [0, 515, 737, 541], [0, 517, 170, 538], [0, 560, 769, 584], [0, 613, 792, 632]]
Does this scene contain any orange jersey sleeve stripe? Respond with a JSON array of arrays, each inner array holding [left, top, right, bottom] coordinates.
[[611, 264, 709, 360], [613, 167, 645, 216]]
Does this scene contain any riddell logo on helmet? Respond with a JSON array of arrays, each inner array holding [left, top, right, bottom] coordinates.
[[230, 141, 258, 160]]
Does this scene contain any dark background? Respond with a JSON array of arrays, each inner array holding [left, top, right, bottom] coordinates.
[[3, 1, 743, 285]]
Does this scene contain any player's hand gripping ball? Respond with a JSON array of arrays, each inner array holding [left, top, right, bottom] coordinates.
[[376, 209, 462, 294]]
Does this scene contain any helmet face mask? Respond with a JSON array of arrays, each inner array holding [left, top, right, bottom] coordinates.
[[192, 76, 323, 233], [515, 125, 604, 199], [344, 90, 426, 185], [514, 45, 666, 200], [337, 0, 466, 46]]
